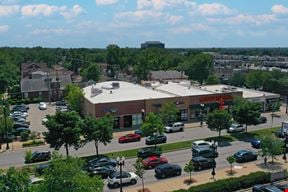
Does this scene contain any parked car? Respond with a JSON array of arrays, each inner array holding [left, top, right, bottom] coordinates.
[[108, 171, 138, 188], [134, 129, 143, 136], [10, 111, 28, 118], [35, 163, 50, 175], [252, 184, 283, 192], [55, 100, 67, 106], [87, 165, 116, 179], [164, 122, 184, 133], [38, 102, 47, 110], [12, 105, 28, 112], [142, 156, 168, 169], [118, 133, 141, 143], [26, 151, 51, 163], [137, 147, 162, 159], [14, 118, 30, 125], [192, 147, 218, 158], [13, 122, 29, 129], [145, 134, 167, 145], [254, 116, 267, 125], [86, 156, 117, 168], [227, 123, 245, 133], [13, 127, 30, 136], [234, 150, 257, 163], [192, 140, 212, 149], [42, 117, 48, 124], [191, 156, 215, 171], [154, 163, 182, 179], [251, 139, 261, 149]]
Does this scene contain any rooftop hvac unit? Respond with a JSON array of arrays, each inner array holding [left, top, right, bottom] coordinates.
[[91, 86, 102, 97], [112, 82, 120, 89]]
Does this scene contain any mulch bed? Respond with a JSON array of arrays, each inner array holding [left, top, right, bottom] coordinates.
[[225, 170, 237, 176], [138, 188, 151, 192], [183, 178, 197, 185]]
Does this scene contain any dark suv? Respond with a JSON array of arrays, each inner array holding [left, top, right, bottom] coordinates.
[[27, 151, 51, 163], [192, 156, 215, 171], [137, 147, 162, 159], [155, 163, 181, 179], [253, 184, 283, 192], [145, 135, 167, 145], [192, 147, 218, 158]]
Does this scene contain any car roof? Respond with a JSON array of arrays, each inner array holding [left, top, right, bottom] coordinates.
[[192, 156, 209, 161], [146, 156, 159, 161], [236, 150, 250, 154], [193, 140, 210, 144]]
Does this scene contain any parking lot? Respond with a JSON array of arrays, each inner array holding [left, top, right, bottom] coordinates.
[[26, 103, 56, 134]]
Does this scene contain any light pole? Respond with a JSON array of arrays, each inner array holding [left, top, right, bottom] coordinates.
[[141, 109, 146, 122], [117, 156, 125, 192], [200, 104, 205, 127], [211, 140, 218, 180], [2, 96, 9, 150]]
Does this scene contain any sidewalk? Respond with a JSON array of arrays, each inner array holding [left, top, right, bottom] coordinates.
[[125, 160, 287, 192]]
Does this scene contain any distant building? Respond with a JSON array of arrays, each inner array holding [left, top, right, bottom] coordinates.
[[141, 41, 165, 49], [149, 70, 188, 81]]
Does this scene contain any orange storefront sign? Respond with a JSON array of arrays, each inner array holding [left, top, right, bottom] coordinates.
[[199, 95, 233, 103]]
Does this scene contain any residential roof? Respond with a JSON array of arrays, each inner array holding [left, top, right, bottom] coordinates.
[[150, 70, 188, 80], [201, 84, 279, 99], [155, 82, 214, 97], [83, 81, 174, 104]]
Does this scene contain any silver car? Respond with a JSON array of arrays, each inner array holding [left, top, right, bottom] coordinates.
[[227, 123, 245, 133]]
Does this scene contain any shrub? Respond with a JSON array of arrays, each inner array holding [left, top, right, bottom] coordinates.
[[25, 149, 33, 163], [22, 140, 45, 147], [173, 171, 270, 192], [20, 131, 30, 141]]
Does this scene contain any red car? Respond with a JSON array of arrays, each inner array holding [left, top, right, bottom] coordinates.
[[118, 133, 141, 143], [142, 156, 168, 169]]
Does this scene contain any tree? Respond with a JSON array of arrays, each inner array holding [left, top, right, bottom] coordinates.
[[133, 158, 146, 192], [226, 155, 236, 174], [245, 70, 264, 90], [31, 153, 104, 192], [44, 111, 83, 156], [260, 135, 284, 164], [231, 97, 261, 132], [0, 103, 13, 150], [83, 115, 113, 156], [81, 63, 101, 82], [141, 113, 164, 137], [0, 167, 30, 192], [65, 84, 84, 113], [24, 149, 33, 164], [184, 160, 194, 183], [205, 75, 220, 85], [206, 110, 232, 138], [106, 44, 121, 78], [229, 72, 246, 87], [159, 102, 179, 125]]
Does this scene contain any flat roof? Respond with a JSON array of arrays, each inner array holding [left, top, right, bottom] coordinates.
[[155, 82, 214, 96], [83, 81, 174, 104], [202, 84, 279, 98]]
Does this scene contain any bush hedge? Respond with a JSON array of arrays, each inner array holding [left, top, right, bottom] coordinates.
[[22, 140, 45, 147], [173, 171, 270, 192]]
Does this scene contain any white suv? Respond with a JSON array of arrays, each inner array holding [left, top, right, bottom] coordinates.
[[108, 171, 138, 188], [165, 122, 184, 133], [192, 140, 212, 149]]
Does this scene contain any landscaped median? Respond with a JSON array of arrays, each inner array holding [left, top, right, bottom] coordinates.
[[83, 127, 280, 161]]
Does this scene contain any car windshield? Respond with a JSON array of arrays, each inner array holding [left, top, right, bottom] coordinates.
[[168, 123, 173, 127]]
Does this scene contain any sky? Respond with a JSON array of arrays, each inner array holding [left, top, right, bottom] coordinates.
[[0, 0, 288, 48]]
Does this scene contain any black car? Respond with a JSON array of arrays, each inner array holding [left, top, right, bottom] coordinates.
[[13, 127, 30, 136], [252, 184, 283, 192], [192, 147, 218, 158], [55, 100, 67, 106], [251, 139, 261, 149], [35, 163, 50, 175], [12, 105, 28, 112], [191, 156, 215, 171], [234, 150, 257, 163], [26, 151, 51, 163], [145, 135, 167, 145], [13, 122, 29, 129], [155, 163, 182, 179], [137, 147, 162, 159], [87, 165, 116, 179], [86, 157, 117, 168]]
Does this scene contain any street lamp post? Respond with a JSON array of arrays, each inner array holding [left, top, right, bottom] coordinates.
[[141, 109, 146, 122], [211, 140, 218, 180], [117, 156, 125, 192], [200, 104, 205, 127]]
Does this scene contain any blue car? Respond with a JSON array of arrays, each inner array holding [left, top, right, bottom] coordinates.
[[134, 129, 143, 136], [251, 139, 261, 149]]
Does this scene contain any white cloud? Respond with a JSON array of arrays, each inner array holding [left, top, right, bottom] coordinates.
[[21, 4, 83, 19], [272, 4, 288, 14], [31, 28, 69, 35], [0, 24, 9, 32], [0, 5, 19, 16], [95, 0, 118, 5], [116, 10, 163, 21], [197, 3, 236, 16], [208, 14, 276, 26], [137, 0, 196, 10], [166, 15, 182, 24], [170, 23, 209, 33], [0, 0, 18, 5]]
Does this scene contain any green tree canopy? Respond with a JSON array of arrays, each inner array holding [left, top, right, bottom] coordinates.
[[205, 74, 220, 85], [31, 153, 104, 192], [44, 111, 83, 156], [184, 160, 194, 183], [226, 155, 236, 174], [260, 135, 284, 164], [81, 63, 101, 82], [141, 113, 164, 137], [133, 158, 146, 192], [229, 72, 246, 87], [159, 102, 179, 125], [83, 115, 113, 156], [0, 167, 30, 192], [206, 110, 232, 137], [231, 97, 261, 132], [65, 84, 84, 113], [245, 70, 264, 90]]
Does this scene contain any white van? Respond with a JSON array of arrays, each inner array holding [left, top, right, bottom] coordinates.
[[165, 122, 184, 133]]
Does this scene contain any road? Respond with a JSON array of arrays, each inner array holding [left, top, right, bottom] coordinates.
[[0, 104, 287, 168], [104, 141, 261, 192]]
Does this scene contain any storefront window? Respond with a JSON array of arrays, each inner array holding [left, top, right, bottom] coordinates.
[[132, 114, 142, 127]]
